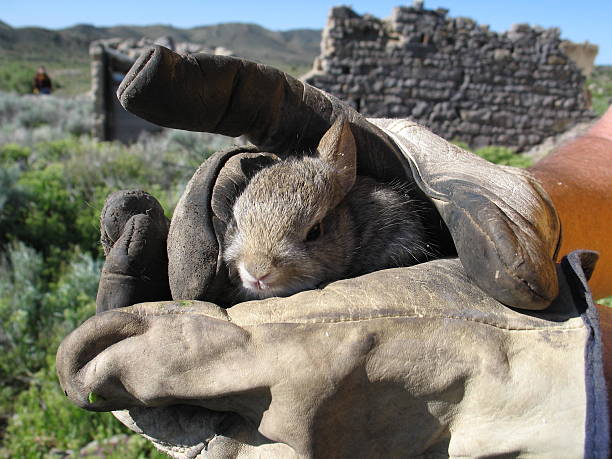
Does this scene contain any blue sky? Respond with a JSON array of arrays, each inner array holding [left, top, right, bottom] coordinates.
[[3, 0, 611, 64]]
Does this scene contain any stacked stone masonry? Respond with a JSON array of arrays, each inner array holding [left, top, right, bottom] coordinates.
[[90, 36, 231, 142], [304, 4, 595, 150]]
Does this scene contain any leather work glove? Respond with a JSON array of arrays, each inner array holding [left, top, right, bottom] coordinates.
[[56, 46, 609, 458]]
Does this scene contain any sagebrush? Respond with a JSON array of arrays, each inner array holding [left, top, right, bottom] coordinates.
[[0, 91, 232, 457]]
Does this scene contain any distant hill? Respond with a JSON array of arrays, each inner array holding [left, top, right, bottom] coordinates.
[[0, 20, 322, 70]]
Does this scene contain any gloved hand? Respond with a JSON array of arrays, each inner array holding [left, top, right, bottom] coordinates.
[[115, 45, 560, 311], [56, 46, 609, 458]]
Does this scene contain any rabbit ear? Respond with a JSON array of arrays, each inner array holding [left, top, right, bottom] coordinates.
[[317, 117, 357, 199]]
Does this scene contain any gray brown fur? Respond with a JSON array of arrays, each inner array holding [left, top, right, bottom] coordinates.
[[223, 119, 429, 301]]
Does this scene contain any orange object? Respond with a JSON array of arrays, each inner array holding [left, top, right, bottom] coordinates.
[[529, 107, 612, 301]]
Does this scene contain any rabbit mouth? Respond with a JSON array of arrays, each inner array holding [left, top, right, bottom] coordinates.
[[242, 277, 274, 295], [240, 279, 301, 299], [236, 261, 321, 300], [240, 275, 320, 300]]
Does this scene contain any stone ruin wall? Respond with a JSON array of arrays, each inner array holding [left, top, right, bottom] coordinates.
[[90, 36, 231, 142], [304, 4, 597, 150]]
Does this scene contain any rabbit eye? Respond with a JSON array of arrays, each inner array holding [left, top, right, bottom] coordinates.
[[305, 222, 322, 242]]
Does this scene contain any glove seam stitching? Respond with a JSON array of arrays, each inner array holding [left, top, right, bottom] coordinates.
[[125, 308, 583, 331]]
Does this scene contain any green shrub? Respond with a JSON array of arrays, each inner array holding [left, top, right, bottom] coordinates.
[[474, 145, 533, 168], [0, 243, 166, 457], [0, 244, 115, 456], [0, 91, 94, 147], [0, 243, 46, 402], [2, 367, 167, 458], [3, 367, 121, 457], [30, 138, 82, 165], [450, 139, 470, 150], [0, 62, 37, 95], [0, 132, 218, 258], [0, 91, 231, 456], [0, 144, 31, 164], [599, 296, 612, 307], [450, 140, 533, 168], [9, 164, 98, 255], [0, 244, 100, 394], [0, 165, 28, 244], [587, 66, 612, 117]]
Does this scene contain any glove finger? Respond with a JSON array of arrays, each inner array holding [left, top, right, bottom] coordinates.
[[97, 213, 171, 312]]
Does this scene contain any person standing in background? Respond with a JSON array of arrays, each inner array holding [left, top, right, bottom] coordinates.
[[33, 66, 52, 94]]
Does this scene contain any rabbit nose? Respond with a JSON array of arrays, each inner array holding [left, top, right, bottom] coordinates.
[[240, 262, 272, 290], [244, 262, 271, 280]]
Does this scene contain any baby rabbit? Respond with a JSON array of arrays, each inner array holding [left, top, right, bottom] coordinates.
[[223, 118, 430, 301]]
